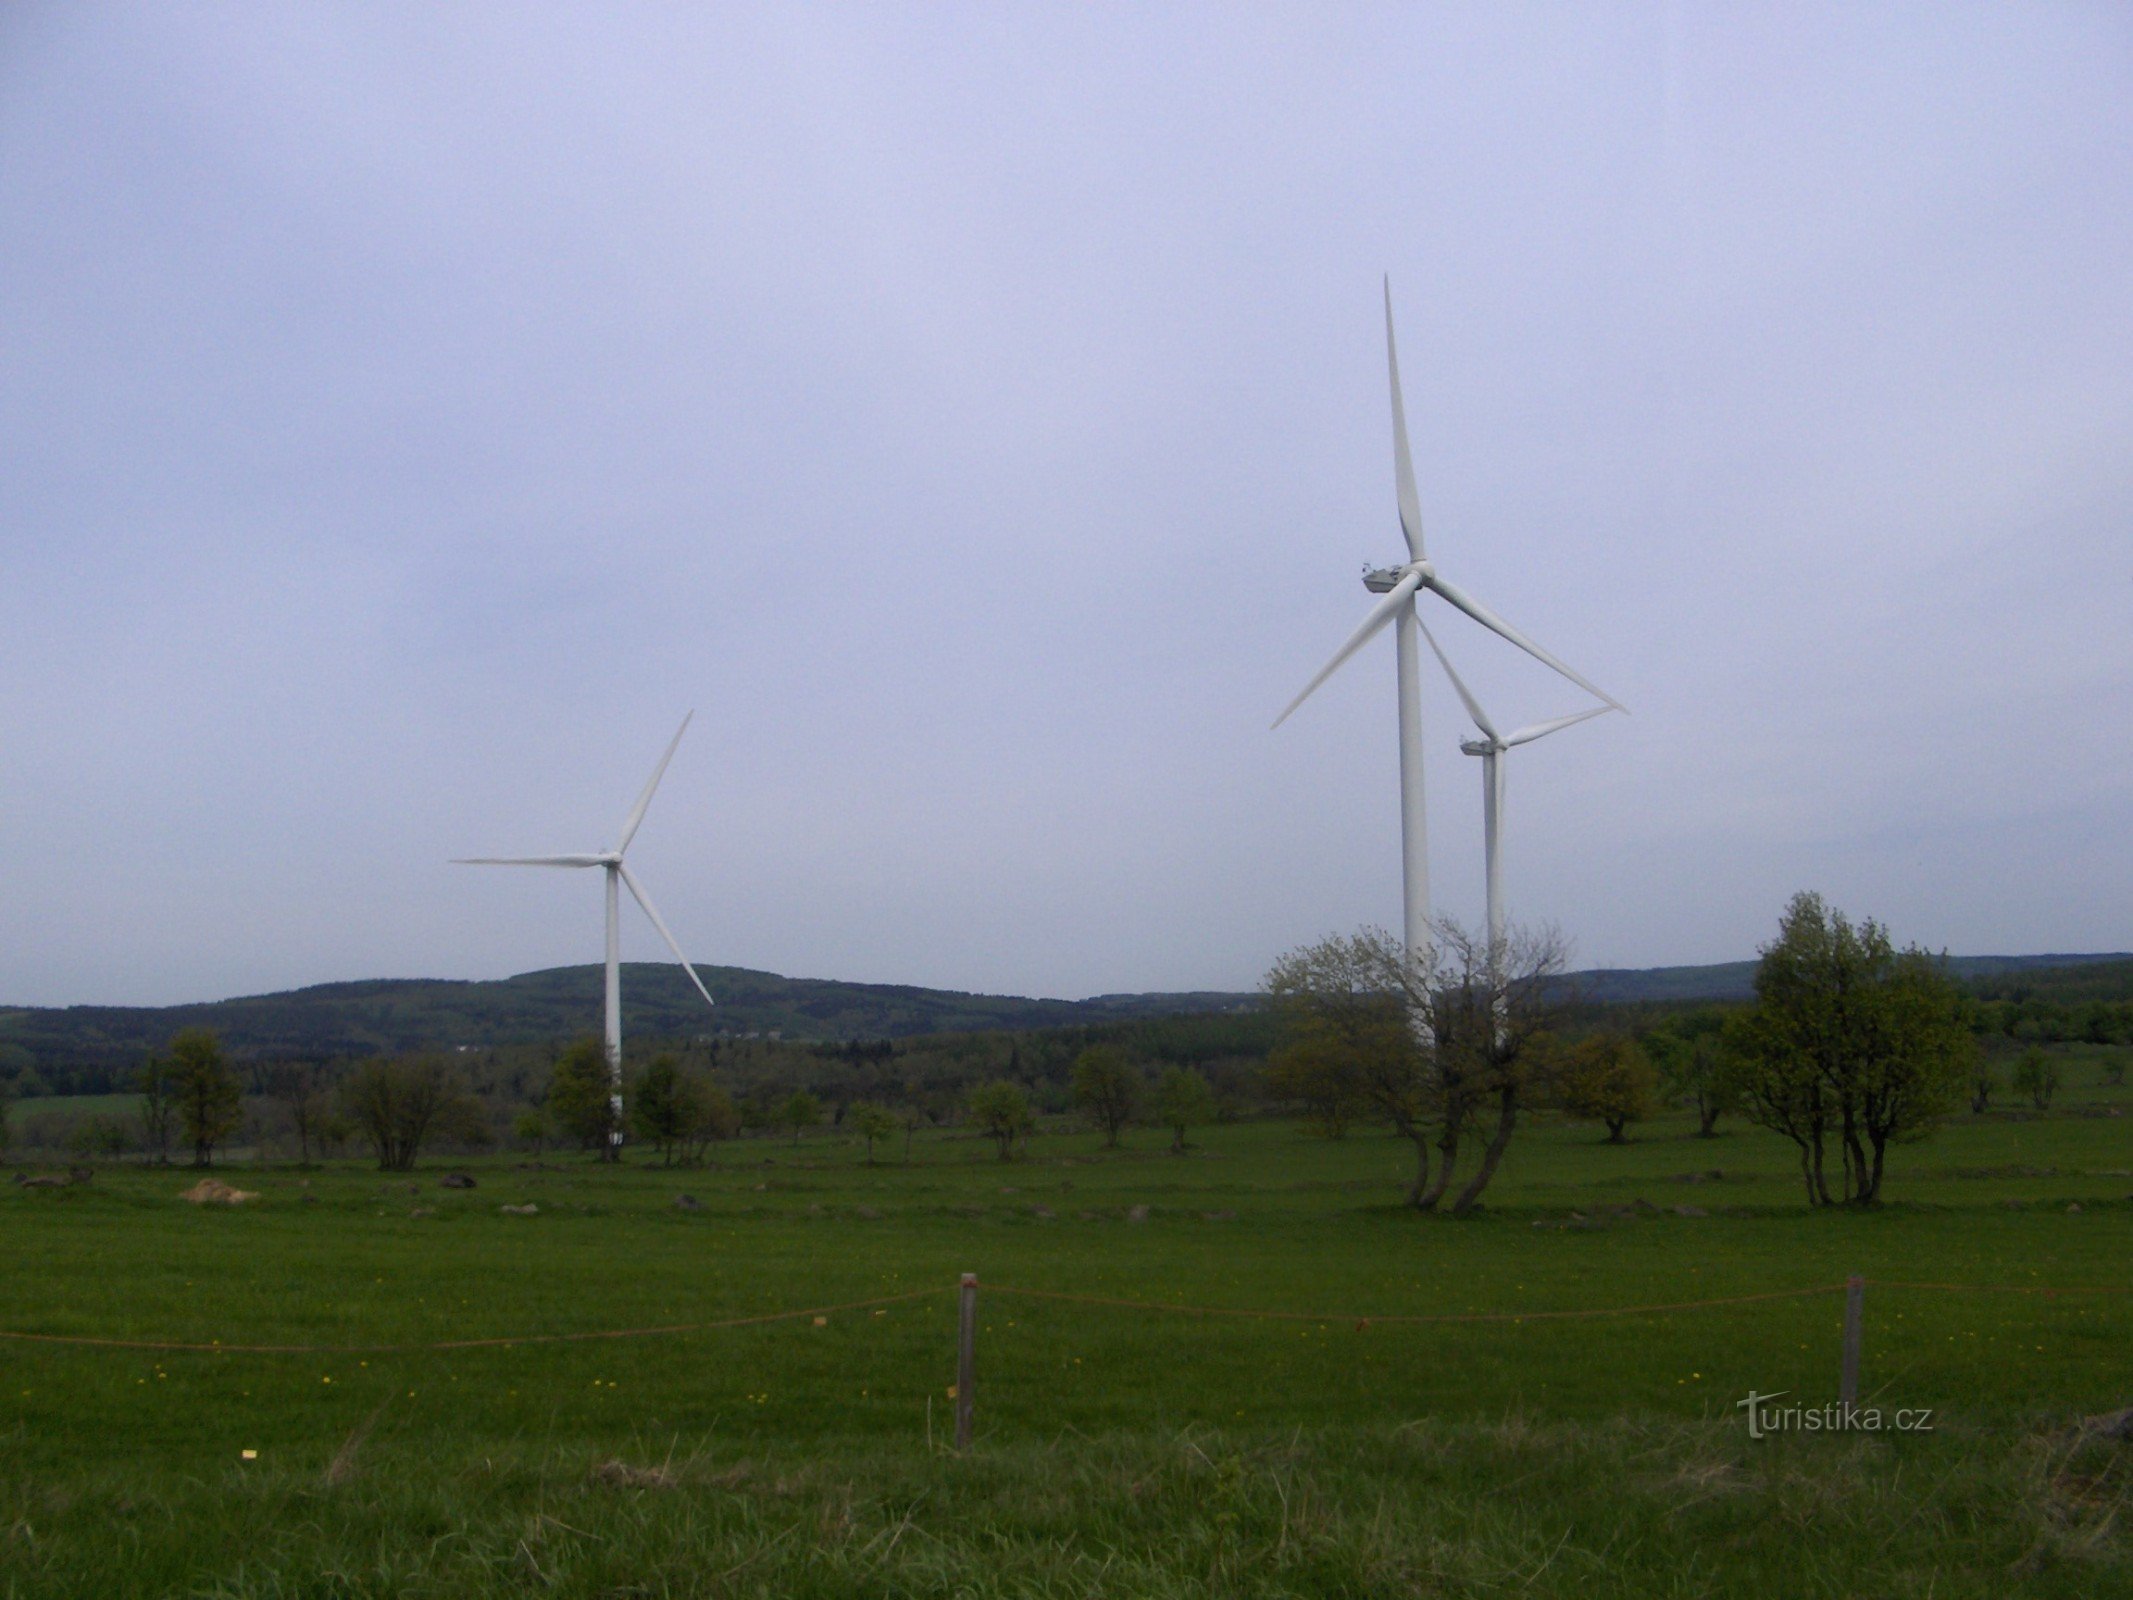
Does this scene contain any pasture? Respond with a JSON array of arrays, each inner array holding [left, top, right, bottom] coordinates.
[[3, 1087, 2130, 1596]]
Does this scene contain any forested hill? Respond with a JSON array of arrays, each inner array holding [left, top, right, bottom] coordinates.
[[0, 964, 1258, 1079], [3, 952, 2125, 1086], [1570, 951, 2133, 1006]]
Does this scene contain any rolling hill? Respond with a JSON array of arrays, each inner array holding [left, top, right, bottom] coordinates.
[[2, 952, 2124, 1082]]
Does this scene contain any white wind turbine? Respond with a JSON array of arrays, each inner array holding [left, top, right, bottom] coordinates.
[[454, 713, 717, 1146], [1273, 280, 1623, 985], [1415, 618, 1616, 963]]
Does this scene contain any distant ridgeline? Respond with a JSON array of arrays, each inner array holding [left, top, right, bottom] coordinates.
[[1, 952, 2127, 1095], [0, 965, 1259, 1092]]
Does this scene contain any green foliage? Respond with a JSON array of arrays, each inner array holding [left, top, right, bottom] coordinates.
[[847, 1102, 899, 1164], [511, 1104, 552, 1152], [965, 1079, 1033, 1161], [2011, 1048, 2061, 1110], [779, 1089, 824, 1147], [1733, 892, 1975, 1206], [1069, 1046, 1140, 1147], [62, 1112, 133, 1159], [548, 1037, 620, 1158], [1260, 1036, 1362, 1138], [1639, 1008, 1739, 1136], [1152, 1066, 1216, 1153], [631, 1055, 698, 1166], [1556, 1032, 1658, 1143], [166, 1028, 242, 1167]]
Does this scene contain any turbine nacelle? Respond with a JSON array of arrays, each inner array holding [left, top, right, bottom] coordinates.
[[1363, 562, 1431, 594]]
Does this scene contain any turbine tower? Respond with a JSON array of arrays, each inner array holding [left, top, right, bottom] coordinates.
[[454, 712, 716, 1147], [1273, 280, 1623, 985], [1416, 618, 1615, 960]]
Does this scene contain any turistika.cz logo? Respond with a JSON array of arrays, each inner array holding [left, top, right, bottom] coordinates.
[[1736, 1391, 1935, 1439]]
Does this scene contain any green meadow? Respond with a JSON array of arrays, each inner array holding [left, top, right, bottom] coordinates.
[[3, 1086, 2130, 1597]]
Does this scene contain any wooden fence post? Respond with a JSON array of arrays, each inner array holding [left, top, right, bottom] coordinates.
[[954, 1272, 978, 1451], [1839, 1274, 1864, 1407]]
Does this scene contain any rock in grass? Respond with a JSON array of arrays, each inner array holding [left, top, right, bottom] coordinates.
[[499, 1202, 539, 1216], [1030, 1205, 1056, 1220], [1673, 1205, 1709, 1218], [1126, 1204, 1149, 1224], [180, 1178, 258, 1206], [852, 1204, 880, 1220], [674, 1194, 703, 1211], [440, 1172, 477, 1190]]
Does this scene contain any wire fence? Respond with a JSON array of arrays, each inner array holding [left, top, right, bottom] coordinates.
[[3, 1274, 2123, 1354]]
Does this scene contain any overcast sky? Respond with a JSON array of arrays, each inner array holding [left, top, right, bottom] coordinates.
[[3, 4, 2128, 1008]]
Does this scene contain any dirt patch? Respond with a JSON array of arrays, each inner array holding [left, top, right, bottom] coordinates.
[[180, 1179, 258, 1206]]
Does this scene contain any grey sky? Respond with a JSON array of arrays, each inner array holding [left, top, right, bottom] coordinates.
[[3, 4, 2128, 1008]]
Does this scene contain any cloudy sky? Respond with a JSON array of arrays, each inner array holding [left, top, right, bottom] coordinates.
[[3, 4, 2128, 1008]]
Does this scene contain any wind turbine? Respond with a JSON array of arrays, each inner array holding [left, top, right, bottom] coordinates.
[[1416, 618, 1616, 962], [1273, 279, 1624, 986], [454, 712, 717, 1148]]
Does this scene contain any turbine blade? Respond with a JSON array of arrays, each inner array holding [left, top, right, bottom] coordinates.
[[1413, 614, 1498, 743], [1385, 277, 1425, 562], [1424, 576, 1625, 711], [615, 711, 693, 855], [1504, 704, 1617, 747], [452, 855, 605, 867], [1271, 570, 1422, 728], [617, 862, 717, 1012]]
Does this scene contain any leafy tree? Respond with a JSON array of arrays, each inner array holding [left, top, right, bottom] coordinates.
[[65, 1113, 132, 1160], [1557, 1032, 1658, 1143], [137, 1055, 176, 1165], [340, 1055, 466, 1171], [1732, 892, 1974, 1207], [1261, 1036, 1362, 1138], [167, 1029, 243, 1167], [780, 1089, 825, 1147], [966, 1079, 1032, 1161], [1069, 1046, 1141, 1147], [631, 1054, 703, 1165], [1152, 1065, 1216, 1154], [1265, 919, 1567, 1215], [1644, 1012, 1737, 1136], [681, 1081, 740, 1165], [512, 1105, 554, 1152], [849, 1102, 899, 1165], [549, 1037, 621, 1158], [2011, 1049, 2060, 1111]]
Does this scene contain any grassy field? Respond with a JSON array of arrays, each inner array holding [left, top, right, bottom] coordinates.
[[3, 1082, 2130, 1596]]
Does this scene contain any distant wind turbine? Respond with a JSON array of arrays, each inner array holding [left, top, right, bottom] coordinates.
[[1415, 618, 1616, 962], [454, 713, 716, 1147], [1273, 279, 1624, 986]]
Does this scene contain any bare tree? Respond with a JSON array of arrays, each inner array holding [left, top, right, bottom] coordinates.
[[137, 1054, 176, 1166], [1265, 918, 1567, 1216], [340, 1055, 463, 1172], [265, 1062, 332, 1166]]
